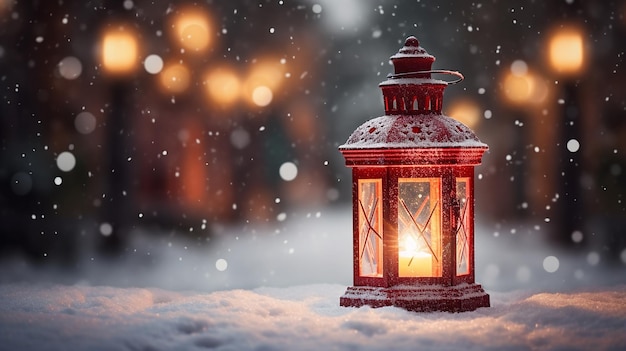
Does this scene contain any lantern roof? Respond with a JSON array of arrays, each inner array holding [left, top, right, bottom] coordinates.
[[340, 36, 487, 151], [341, 113, 486, 149]]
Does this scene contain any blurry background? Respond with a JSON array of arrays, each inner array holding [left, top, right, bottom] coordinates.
[[1, 0, 625, 273]]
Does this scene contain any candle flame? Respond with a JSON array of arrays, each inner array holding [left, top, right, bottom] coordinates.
[[404, 235, 418, 252]]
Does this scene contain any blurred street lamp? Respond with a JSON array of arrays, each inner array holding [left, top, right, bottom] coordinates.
[[98, 23, 141, 253], [243, 58, 286, 107], [171, 8, 211, 53], [101, 27, 139, 76], [499, 60, 553, 219], [546, 24, 587, 246], [447, 98, 481, 129], [547, 26, 585, 76], [339, 37, 490, 312], [502, 60, 550, 107], [204, 66, 241, 107]]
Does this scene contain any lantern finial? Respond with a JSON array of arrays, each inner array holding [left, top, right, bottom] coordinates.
[[404, 36, 420, 47], [389, 36, 435, 76]]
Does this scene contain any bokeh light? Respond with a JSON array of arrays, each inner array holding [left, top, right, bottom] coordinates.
[[215, 258, 228, 271], [543, 256, 560, 273], [204, 67, 241, 106], [243, 58, 285, 107], [58, 56, 82, 80], [159, 62, 191, 94], [172, 8, 211, 52], [251, 86, 273, 107], [567, 139, 580, 153], [548, 26, 585, 75], [279, 162, 298, 181], [501, 63, 549, 106], [144, 54, 164, 74], [74, 111, 97, 134], [56, 151, 76, 172], [100, 27, 139, 75], [446, 98, 481, 129]]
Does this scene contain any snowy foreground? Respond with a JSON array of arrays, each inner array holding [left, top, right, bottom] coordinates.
[[1, 207, 626, 350], [1, 283, 625, 351]]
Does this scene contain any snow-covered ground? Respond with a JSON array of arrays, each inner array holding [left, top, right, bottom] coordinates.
[[1, 207, 625, 350], [1, 283, 625, 351]]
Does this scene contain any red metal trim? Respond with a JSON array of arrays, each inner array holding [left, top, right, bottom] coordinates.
[[340, 283, 490, 312], [340, 147, 487, 166]]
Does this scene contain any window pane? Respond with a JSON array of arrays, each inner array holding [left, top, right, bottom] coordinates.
[[358, 179, 383, 277], [456, 178, 471, 276], [398, 178, 442, 277]]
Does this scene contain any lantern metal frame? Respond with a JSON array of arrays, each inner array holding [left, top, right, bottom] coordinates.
[[339, 36, 490, 312]]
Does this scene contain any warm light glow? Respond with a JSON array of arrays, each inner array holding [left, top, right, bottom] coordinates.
[[204, 67, 241, 106], [502, 69, 549, 106], [243, 59, 285, 107], [404, 235, 418, 252], [397, 178, 442, 278], [159, 62, 191, 94], [0, 0, 13, 13], [446, 98, 481, 128], [548, 27, 585, 75], [173, 9, 211, 52], [399, 235, 432, 277], [503, 72, 534, 103], [251, 86, 273, 107], [101, 28, 139, 75]]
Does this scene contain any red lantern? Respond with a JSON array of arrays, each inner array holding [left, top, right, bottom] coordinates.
[[339, 36, 490, 312]]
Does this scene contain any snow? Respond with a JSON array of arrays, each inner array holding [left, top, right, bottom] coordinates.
[[1, 284, 625, 350], [1, 208, 625, 350], [378, 77, 448, 86], [340, 113, 487, 149]]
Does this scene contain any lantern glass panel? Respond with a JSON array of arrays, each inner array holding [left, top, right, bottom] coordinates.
[[456, 178, 471, 276], [397, 178, 442, 277], [358, 179, 383, 277]]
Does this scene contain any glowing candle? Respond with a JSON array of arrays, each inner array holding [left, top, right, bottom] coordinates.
[[399, 251, 432, 277], [398, 235, 432, 277]]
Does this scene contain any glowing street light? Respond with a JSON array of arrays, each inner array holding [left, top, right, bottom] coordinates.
[[97, 23, 142, 253], [172, 8, 212, 52], [501, 70, 549, 107], [547, 26, 585, 76], [243, 58, 286, 107], [545, 25, 587, 246], [204, 67, 241, 107], [100, 26, 139, 76]]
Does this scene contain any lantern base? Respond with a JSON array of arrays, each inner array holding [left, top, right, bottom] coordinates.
[[340, 283, 490, 312]]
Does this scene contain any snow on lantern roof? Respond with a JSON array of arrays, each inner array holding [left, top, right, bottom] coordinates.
[[378, 77, 448, 87], [340, 113, 487, 149]]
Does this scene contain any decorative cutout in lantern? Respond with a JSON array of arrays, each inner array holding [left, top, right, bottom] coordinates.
[[339, 36, 490, 312]]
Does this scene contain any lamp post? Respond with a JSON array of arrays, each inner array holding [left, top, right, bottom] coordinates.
[[546, 25, 586, 246], [99, 24, 140, 252], [500, 62, 552, 217], [339, 36, 490, 312]]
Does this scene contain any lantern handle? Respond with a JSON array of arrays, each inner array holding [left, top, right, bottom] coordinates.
[[387, 70, 464, 85]]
